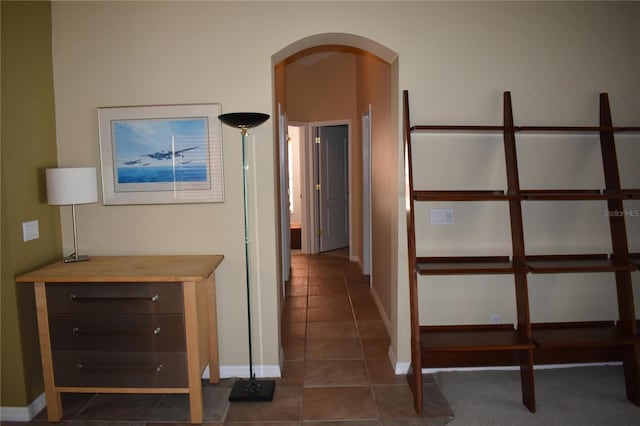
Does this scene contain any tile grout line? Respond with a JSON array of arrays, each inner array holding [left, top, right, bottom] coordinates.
[[70, 393, 98, 421], [343, 262, 383, 421], [290, 253, 383, 422], [300, 253, 310, 421]]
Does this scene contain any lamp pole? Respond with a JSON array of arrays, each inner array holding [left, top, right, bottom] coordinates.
[[240, 126, 258, 391], [218, 112, 275, 402]]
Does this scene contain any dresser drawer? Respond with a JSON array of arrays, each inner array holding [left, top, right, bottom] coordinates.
[[46, 283, 184, 314], [49, 314, 186, 352], [52, 351, 188, 388]]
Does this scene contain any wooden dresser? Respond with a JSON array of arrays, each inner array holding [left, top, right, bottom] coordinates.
[[17, 255, 224, 424]]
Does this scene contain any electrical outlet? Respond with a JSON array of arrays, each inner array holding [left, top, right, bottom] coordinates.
[[430, 208, 454, 225], [22, 220, 39, 241]]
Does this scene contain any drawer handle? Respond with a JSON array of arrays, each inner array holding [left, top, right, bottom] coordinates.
[[76, 363, 164, 373], [69, 294, 160, 302], [72, 327, 162, 336]]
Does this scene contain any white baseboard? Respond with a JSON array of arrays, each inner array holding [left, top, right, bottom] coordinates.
[[216, 364, 282, 379], [395, 360, 411, 375], [0, 392, 46, 422], [369, 286, 392, 337]]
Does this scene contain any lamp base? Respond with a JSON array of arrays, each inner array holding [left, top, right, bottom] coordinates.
[[64, 253, 90, 263], [228, 378, 276, 402]]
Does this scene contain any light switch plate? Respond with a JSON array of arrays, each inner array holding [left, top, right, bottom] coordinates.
[[22, 220, 39, 241], [430, 208, 454, 225]]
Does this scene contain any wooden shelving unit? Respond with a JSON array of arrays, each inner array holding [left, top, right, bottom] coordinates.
[[403, 90, 640, 415]]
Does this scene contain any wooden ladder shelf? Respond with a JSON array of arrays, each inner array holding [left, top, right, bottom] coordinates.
[[403, 90, 640, 415]]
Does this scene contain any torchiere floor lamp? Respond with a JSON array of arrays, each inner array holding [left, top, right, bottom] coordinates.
[[218, 112, 275, 402]]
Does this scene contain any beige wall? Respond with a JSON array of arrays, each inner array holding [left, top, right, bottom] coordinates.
[[287, 53, 357, 122], [355, 53, 394, 330], [4, 1, 639, 409], [1, 1, 62, 407]]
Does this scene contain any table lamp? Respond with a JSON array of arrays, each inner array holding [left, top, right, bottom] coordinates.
[[218, 112, 275, 402], [46, 167, 98, 263]]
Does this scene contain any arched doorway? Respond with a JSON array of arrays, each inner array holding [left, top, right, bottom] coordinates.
[[272, 33, 400, 365]]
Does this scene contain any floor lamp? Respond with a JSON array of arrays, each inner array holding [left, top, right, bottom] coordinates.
[[218, 112, 275, 402]]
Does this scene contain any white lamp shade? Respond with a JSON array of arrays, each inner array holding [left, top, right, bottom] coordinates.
[[46, 167, 98, 205]]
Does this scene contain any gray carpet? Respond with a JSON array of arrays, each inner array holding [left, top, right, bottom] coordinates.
[[436, 366, 640, 426]]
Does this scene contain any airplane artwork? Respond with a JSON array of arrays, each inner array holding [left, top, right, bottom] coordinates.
[[100, 106, 223, 204], [141, 146, 198, 160]]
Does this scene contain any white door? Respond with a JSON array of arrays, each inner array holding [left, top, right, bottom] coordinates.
[[278, 104, 290, 285], [317, 125, 349, 252]]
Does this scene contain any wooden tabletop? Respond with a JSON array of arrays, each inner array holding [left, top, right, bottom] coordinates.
[[16, 255, 224, 283]]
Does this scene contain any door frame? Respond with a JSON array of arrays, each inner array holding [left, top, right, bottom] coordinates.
[[304, 119, 352, 256], [362, 106, 372, 276], [287, 122, 309, 253], [278, 105, 290, 296]]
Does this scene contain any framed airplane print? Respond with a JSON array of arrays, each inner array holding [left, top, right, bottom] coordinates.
[[98, 103, 224, 205]]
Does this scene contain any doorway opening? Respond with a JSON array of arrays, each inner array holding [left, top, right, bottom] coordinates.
[[273, 33, 400, 362], [314, 123, 349, 253], [288, 121, 351, 256]]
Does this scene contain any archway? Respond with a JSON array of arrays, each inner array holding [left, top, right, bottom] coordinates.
[[272, 33, 400, 368], [272, 32, 397, 66]]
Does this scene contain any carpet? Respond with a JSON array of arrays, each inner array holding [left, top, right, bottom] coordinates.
[[436, 366, 640, 426]]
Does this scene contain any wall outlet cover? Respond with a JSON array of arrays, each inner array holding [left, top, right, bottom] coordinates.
[[430, 208, 454, 225], [22, 220, 39, 242]]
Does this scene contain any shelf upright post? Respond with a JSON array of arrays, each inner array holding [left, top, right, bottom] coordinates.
[[599, 93, 639, 404], [502, 91, 536, 412], [402, 90, 424, 416]]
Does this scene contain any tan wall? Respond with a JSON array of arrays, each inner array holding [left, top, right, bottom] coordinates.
[[1, 1, 62, 407], [355, 53, 393, 329]]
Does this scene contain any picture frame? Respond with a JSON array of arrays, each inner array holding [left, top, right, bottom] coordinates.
[[98, 103, 224, 205]]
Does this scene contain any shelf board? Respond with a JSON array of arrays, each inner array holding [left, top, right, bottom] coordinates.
[[602, 190, 638, 200], [624, 189, 640, 199], [420, 324, 533, 352], [411, 125, 639, 134], [411, 125, 507, 133], [416, 256, 516, 275], [525, 254, 634, 273], [519, 189, 607, 200], [410, 124, 640, 133], [517, 125, 623, 133], [413, 190, 511, 201], [532, 321, 637, 348], [412, 189, 638, 201]]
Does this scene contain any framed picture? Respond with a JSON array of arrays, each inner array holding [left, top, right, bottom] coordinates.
[[98, 103, 224, 205]]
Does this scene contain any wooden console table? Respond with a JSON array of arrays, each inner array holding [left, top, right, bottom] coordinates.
[[17, 255, 224, 424]]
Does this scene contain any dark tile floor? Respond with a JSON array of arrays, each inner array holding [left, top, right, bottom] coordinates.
[[13, 250, 453, 425]]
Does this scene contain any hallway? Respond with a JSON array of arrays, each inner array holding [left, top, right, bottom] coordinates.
[[269, 250, 453, 423]]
